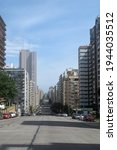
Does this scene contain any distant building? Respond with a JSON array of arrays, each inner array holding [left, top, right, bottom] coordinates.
[[52, 68, 79, 109], [53, 86, 57, 103], [5, 68, 30, 114], [48, 86, 57, 104], [0, 16, 6, 69], [19, 49, 37, 85], [19, 49, 37, 110], [5, 63, 16, 69], [62, 69, 79, 109], [29, 80, 36, 109], [57, 74, 63, 104], [37, 88, 44, 105]]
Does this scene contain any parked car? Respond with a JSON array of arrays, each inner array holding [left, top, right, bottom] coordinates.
[[0, 112, 3, 120], [79, 114, 85, 121], [56, 113, 68, 117], [61, 113, 68, 117], [0, 104, 5, 110], [72, 113, 80, 119], [3, 113, 10, 119], [84, 114, 95, 122], [56, 113, 62, 116], [9, 112, 17, 118], [79, 110, 89, 121]]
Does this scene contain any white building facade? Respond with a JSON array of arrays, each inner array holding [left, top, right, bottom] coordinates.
[[5, 68, 30, 114]]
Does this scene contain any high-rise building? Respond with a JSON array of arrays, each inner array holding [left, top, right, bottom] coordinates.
[[57, 74, 63, 104], [90, 16, 100, 114], [54, 68, 79, 109], [36, 87, 44, 106], [48, 86, 55, 104], [29, 80, 36, 109], [49, 68, 79, 110], [78, 17, 100, 115], [19, 49, 37, 110], [0, 16, 6, 69], [5, 68, 30, 115], [78, 46, 91, 109], [19, 49, 37, 85]]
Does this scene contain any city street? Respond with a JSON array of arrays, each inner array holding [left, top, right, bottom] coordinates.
[[0, 115, 100, 150]]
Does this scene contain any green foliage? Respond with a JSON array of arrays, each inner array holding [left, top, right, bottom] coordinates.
[[51, 102, 72, 115], [63, 105, 69, 113], [29, 105, 33, 114], [0, 71, 17, 102], [51, 102, 63, 113]]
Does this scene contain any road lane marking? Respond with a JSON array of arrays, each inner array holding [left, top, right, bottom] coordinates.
[[27, 125, 40, 150]]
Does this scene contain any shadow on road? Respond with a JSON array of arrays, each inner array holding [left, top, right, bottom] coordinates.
[[0, 143, 100, 150], [21, 120, 100, 129]]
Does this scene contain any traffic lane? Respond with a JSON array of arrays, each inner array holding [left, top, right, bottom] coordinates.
[[32, 116, 99, 150], [0, 121, 40, 150], [0, 116, 100, 150], [21, 118, 100, 129], [33, 118, 99, 145]]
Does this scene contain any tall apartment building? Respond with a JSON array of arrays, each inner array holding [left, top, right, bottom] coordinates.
[[19, 50, 37, 109], [63, 69, 79, 109], [29, 80, 36, 109], [78, 17, 100, 114], [5, 68, 30, 114], [37, 88, 44, 105], [57, 74, 64, 104], [48, 86, 55, 103], [90, 16, 100, 114], [0, 16, 6, 69], [55, 69, 79, 109], [48, 68, 79, 110], [19, 50, 37, 84], [78, 46, 91, 109]]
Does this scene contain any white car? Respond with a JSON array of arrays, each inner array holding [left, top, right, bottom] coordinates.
[[61, 113, 68, 117], [9, 112, 17, 118], [79, 114, 85, 121], [0, 104, 5, 109]]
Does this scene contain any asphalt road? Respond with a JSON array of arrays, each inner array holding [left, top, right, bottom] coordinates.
[[0, 116, 100, 150]]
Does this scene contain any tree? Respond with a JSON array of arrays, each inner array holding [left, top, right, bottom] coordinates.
[[51, 103, 72, 114], [0, 71, 17, 103], [29, 105, 33, 114], [51, 102, 63, 113]]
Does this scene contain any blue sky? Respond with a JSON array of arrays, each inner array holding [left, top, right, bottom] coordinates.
[[0, 0, 99, 92]]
